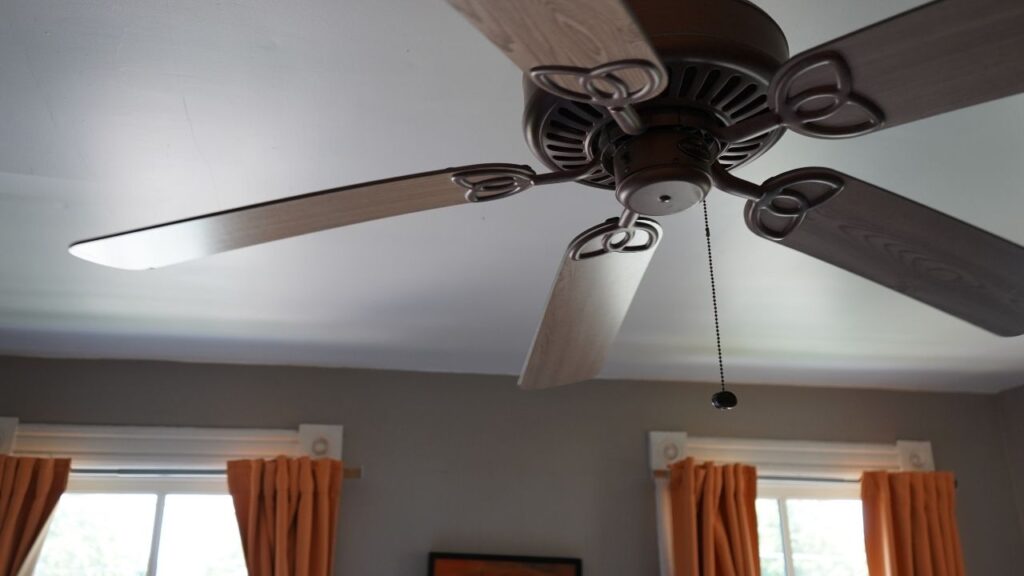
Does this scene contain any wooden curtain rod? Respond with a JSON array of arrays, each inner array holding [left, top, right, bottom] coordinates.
[[71, 466, 363, 479], [653, 469, 955, 487], [652, 469, 859, 484]]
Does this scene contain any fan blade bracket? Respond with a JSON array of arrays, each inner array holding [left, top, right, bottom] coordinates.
[[712, 51, 886, 143], [568, 215, 662, 261], [712, 164, 846, 241], [709, 163, 763, 201], [768, 52, 885, 139], [528, 59, 668, 135], [452, 162, 604, 202], [450, 165, 537, 202], [709, 110, 786, 144], [743, 169, 848, 241], [709, 163, 846, 228]]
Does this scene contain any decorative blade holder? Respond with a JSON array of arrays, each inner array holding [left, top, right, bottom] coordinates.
[[529, 59, 668, 135], [709, 52, 885, 143]]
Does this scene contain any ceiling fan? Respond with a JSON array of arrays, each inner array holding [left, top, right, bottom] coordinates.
[[70, 0, 1024, 390]]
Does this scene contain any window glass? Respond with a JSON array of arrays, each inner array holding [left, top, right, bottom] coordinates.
[[786, 499, 869, 576], [155, 494, 246, 576], [756, 498, 787, 576], [34, 493, 157, 576]]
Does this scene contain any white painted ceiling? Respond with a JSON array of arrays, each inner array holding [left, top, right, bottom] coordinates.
[[2, 0, 1023, 392]]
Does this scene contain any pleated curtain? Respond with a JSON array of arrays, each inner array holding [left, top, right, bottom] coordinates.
[[861, 471, 965, 576], [0, 456, 71, 576], [668, 457, 760, 576], [227, 456, 344, 576]]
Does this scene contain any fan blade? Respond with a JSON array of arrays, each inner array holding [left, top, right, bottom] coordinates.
[[519, 218, 662, 390], [746, 169, 1024, 336], [772, 0, 1024, 137], [446, 0, 666, 94], [69, 164, 530, 270]]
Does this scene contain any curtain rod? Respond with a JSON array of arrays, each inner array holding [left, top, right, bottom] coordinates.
[[652, 469, 858, 484], [71, 466, 363, 480], [652, 469, 957, 488]]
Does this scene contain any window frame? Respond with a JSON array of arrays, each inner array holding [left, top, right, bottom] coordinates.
[[648, 432, 934, 576]]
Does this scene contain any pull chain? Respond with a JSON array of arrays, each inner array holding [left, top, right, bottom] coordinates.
[[702, 200, 737, 410]]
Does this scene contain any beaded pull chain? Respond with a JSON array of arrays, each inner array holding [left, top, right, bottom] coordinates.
[[702, 200, 737, 410]]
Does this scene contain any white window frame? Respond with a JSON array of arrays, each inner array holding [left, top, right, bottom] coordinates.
[[0, 417, 343, 576], [648, 431, 935, 576]]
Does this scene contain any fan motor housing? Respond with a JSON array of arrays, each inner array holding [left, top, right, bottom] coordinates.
[[522, 0, 790, 190], [613, 127, 719, 216]]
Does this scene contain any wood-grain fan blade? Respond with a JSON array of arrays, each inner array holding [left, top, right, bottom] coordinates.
[[69, 165, 526, 270], [446, 0, 666, 93], [519, 219, 662, 390], [777, 0, 1024, 135], [747, 171, 1024, 336]]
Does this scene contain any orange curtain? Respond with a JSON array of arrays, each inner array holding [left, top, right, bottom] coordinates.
[[227, 456, 344, 576], [668, 458, 760, 576], [861, 471, 965, 576], [0, 456, 71, 576]]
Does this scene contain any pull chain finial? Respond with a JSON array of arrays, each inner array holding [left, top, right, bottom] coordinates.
[[702, 200, 737, 410]]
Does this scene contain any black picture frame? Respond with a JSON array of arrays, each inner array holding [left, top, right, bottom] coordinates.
[[428, 552, 582, 576]]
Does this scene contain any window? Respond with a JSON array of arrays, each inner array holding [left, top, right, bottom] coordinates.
[[4, 421, 344, 576], [37, 493, 158, 575], [33, 477, 247, 576], [755, 482, 869, 576], [648, 433, 934, 576], [156, 494, 247, 575]]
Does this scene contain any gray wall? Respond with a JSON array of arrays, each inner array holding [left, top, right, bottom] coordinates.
[[1000, 384, 1024, 547], [1, 356, 1022, 575]]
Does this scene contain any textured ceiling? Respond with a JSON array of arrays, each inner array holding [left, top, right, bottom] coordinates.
[[2, 0, 1023, 392]]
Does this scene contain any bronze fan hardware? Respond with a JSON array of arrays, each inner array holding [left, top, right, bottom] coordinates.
[[70, 0, 1024, 389], [529, 60, 668, 134]]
